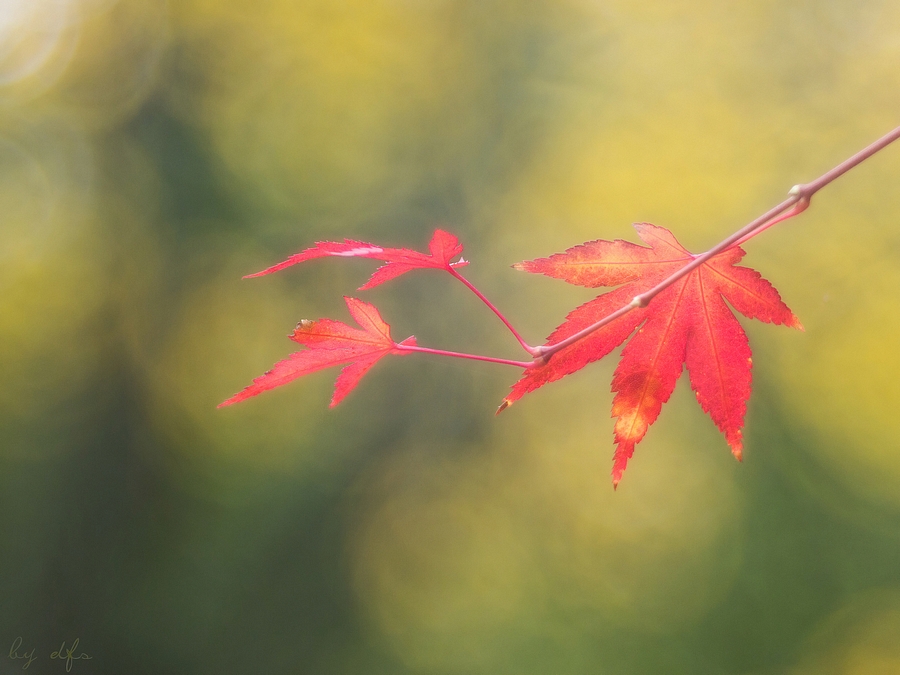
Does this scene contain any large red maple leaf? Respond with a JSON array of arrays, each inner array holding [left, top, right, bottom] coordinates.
[[219, 296, 414, 409], [502, 223, 802, 486]]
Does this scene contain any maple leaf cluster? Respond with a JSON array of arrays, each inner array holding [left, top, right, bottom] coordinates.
[[221, 226, 800, 486]]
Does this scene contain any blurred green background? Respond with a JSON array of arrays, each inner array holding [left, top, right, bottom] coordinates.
[[2, 1, 900, 673]]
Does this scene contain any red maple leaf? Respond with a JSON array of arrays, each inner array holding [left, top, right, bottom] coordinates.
[[501, 223, 802, 486], [219, 297, 413, 408], [244, 229, 468, 289]]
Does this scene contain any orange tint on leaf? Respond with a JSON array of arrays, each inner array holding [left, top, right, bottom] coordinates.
[[244, 229, 468, 289], [504, 223, 802, 486], [219, 297, 412, 409]]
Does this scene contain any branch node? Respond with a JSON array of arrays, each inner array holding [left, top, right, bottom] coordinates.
[[630, 295, 649, 309], [789, 184, 814, 203]]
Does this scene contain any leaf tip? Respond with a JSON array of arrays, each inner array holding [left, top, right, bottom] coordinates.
[[290, 318, 315, 340], [356, 279, 378, 291], [611, 446, 630, 489], [496, 399, 511, 415], [217, 392, 244, 408]]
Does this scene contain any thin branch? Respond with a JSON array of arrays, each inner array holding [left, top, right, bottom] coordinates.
[[537, 123, 900, 363], [799, 123, 900, 197], [447, 267, 542, 356], [731, 196, 809, 248], [395, 342, 535, 369]]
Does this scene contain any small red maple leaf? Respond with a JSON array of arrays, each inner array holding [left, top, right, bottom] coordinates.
[[244, 229, 468, 289], [502, 223, 802, 487], [219, 296, 414, 408]]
